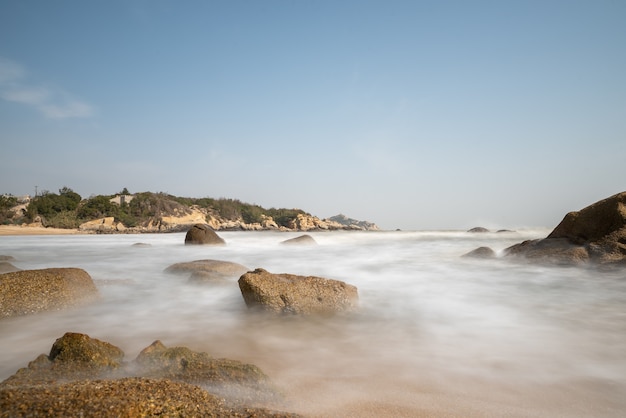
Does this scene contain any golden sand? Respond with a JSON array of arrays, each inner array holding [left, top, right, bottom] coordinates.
[[0, 225, 82, 236]]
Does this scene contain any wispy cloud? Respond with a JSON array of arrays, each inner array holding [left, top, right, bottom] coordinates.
[[0, 57, 94, 119]]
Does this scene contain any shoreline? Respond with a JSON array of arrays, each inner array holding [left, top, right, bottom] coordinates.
[[0, 225, 83, 236]]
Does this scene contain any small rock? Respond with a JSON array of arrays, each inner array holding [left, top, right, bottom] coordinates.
[[467, 227, 489, 233], [462, 247, 496, 258], [280, 234, 317, 245], [164, 259, 249, 279], [184, 224, 226, 245]]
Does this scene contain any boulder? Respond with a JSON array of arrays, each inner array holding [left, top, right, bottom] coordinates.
[[462, 247, 496, 259], [0, 268, 99, 318], [164, 259, 249, 280], [0, 333, 291, 415], [184, 224, 226, 245], [1, 333, 124, 387], [504, 192, 626, 266], [280, 234, 317, 245], [238, 268, 359, 315]]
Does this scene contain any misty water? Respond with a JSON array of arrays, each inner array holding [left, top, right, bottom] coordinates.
[[1, 230, 625, 417]]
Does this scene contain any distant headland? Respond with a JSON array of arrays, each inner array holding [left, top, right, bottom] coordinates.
[[0, 188, 379, 233]]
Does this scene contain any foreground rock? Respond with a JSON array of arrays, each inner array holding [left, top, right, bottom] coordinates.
[[239, 268, 358, 315], [280, 234, 317, 245], [0, 333, 298, 417], [0, 268, 99, 318], [184, 223, 226, 245], [504, 191, 626, 266]]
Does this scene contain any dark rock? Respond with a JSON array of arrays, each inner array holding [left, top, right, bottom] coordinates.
[[0, 268, 99, 318], [504, 192, 626, 266], [184, 223, 226, 245], [131, 242, 151, 247], [164, 259, 249, 280], [238, 268, 359, 315], [280, 234, 317, 245], [462, 247, 496, 258], [467, 227, 489, 233]]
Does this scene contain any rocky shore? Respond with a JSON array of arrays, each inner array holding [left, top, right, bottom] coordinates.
[[2, 191, 625, 416]]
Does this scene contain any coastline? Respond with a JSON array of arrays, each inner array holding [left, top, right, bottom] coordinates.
[[0, 225, 83, 236]]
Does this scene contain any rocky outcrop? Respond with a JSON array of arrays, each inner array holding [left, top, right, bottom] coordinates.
[[238, 268, 359, 315], [79, 217, 126, 232], [184, 224, 226, 245], [280, 234, 317, 245], [0, 378, 300, 417], [328, 214, 379, 230], [504, 192, 626, 266], [0, 268, 99, 318], [0, 333, 299, 417]]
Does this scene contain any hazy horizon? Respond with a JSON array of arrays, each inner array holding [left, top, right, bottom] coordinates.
[[1, 1, 624, 231]]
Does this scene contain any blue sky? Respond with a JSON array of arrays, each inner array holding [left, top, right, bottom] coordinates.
[[1, 0, 624, 230]]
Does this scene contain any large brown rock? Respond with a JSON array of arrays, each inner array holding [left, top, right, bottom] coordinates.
[[0, 268, 99, 318], [184, 223, 226, 245], [0, 377, 298, 417], [238, 268, 359, 315], [504, 192, 626, 265], [0, 333, 298, 416]]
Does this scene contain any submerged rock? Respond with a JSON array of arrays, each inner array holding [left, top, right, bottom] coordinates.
[[133, 340, 274, 403], [184, 223, 226, 245], [462, 246, 496, 259], [504, 192, 626, 266], [238, 268, 359, 315], [0, 261, 20, 273], [467, 227, 489, 233], [280, 234, 317, 245], [0, 268, 99, 318], [164, 259, 249, 280]]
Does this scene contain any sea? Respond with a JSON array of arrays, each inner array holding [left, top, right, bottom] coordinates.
[[1, 229, 625, 417]]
